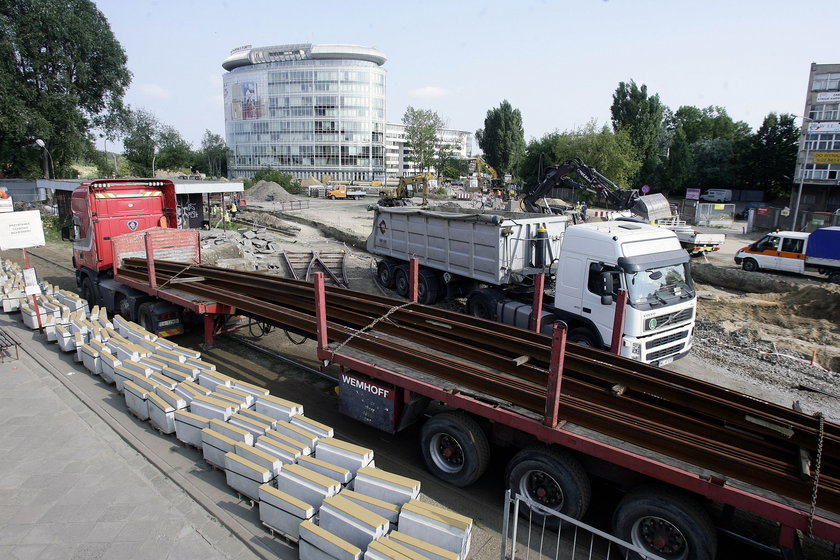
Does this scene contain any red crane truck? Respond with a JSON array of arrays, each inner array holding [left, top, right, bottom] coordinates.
[[68, 179, 233, 343]]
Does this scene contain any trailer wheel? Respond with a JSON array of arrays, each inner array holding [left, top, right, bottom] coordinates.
[[417, 269, 442, 305], [394, 266, 410, 298], [829, 272, 840, 285], [115, 294, 131, 320], [137, 302, 154, 333], [612, 486, 716, 560], [376, 260, 398, 289], [420, 412, 490, 487], [80, 277, 95, 306], [506, 447, 591, 523], [741, 258, 758, 272], [466, 288, 502, 321]]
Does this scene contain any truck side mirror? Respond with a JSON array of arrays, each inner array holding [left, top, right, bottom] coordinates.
[[61, 226, 71, 241], [600, 271, 616, 305]]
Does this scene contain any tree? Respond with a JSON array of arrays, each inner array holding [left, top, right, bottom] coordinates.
[[122, 109, 160, 177], [739, 113, 799, 197], [475, 100, 525, 178], [155, 126, 192, 172], [518, 122, 641, 196], [693, 138, 735, 188], [610, 81, 665, 186], [0, 0, 131, 178], [198, 130, 228, 177], [402, 106, 444, 175]]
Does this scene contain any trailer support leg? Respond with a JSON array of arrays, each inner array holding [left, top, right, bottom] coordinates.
[[203, 314, 215, 348], [778, 525, 803, 560], [544, 322, 567, 428], [313, 272, 328, 351], [409, 257, 418, 303], [530, 273, 544, 333], [144, 232, 157, 290], [610, 289, 628, 355]]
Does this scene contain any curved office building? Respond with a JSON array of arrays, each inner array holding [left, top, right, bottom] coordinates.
[[222, 43, 387, 181]]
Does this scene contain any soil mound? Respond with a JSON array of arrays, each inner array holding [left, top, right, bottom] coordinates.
[[246, 181, 295, 202]]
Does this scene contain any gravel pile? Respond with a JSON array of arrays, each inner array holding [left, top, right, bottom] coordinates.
[[245, 181, 296, 202]]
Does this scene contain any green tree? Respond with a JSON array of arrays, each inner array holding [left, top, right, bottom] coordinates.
[[475, 100, 525, 177], [402, 106, 444, 175], [660, 128, 694, 193], [0, 0, 131, 178], [155, 126, 192, 172], [693, 138, 734, 188], [610, 81, 665, 186], [122, 109, 160, 176], [671, 105, 751, 145], [519, 122, 641, 196], [198, 130, 228, 177], [739, 113, 799, 197]]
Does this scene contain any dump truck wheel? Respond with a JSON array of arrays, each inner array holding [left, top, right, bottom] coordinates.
[[421, 412, 489, 487], [376, 260, 398, 289], [466, 288, 502, 321], [394, 266, 410, 298], [417, 269, 442, 305]]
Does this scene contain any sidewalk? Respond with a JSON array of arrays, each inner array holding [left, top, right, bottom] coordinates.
[[0, 314, 291, 559]]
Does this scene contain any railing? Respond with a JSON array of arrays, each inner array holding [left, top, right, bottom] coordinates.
[[501, 491, 666, 560]]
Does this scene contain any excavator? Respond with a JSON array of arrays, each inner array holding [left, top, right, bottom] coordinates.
[[377, 174, 430, 207], [519, 157, 671, 221]]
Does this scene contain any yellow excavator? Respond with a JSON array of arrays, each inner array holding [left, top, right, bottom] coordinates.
[[378, 174, 430, 206]]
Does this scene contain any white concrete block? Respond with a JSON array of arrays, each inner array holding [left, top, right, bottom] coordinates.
[[123, 380, 150, 421], [233, 441, 283, 477], [208, 418, 253, 446], [352, 467, 420, 508], [228, 413, 271, 440], [201, 428, 237, 468], [189, 394, 235, 422], [291, 415, 334, 439], [258, 484, 315, 541], [255, 394, 303, 422], [224, 452, 273, 501], [339, 490, 400, 524], [255, 435, 303, 465], [272, 420, 319, 450], [263, 429, 311, 457], [297, 455, 353, 485], [275, 463, 340, 509], [315, 438, 374, 475], [387, 532, 459, 560], [197, 369, 232, 392], [174, 410, 210, 447], [319, 495, 389, 551], [299, 520, 363, 560], [147, 391, 176, 434], [397, 501, 472, 559]]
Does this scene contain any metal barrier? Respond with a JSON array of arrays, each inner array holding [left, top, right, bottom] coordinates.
[[694, 203, 735, 227], [501, 491, 665, 560]]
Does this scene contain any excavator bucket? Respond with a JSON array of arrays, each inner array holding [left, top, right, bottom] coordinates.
[[632, 193, 672, 221]]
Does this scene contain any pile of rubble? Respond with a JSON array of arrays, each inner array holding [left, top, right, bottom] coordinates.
[[199, 227, 287, 271]]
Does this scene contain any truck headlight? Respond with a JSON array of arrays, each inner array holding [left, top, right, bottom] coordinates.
[[630, 343, 642, 359]]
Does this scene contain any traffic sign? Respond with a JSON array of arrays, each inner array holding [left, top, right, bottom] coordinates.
[[641, 184, 650, 194]]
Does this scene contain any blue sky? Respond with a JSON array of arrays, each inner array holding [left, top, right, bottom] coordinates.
[[94, 0, 838, 151]]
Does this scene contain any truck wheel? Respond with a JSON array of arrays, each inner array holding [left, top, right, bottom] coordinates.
[[80, 277, 95, 306], [568, 327, 597, 347], [506, 446, 591, 524], [466, 288, 502, 321], [137, 302, 154, 333], [612, 486, 716, 560], [115, 294, 131, 320], [420, 412, 490, 487], [376, 260, 398, 289], [829, 272, 840, 285], [329, 195, 336, 200], [741, 258, 758, 272], [394, 266, 410, 298], [417, 269, 442, 305]]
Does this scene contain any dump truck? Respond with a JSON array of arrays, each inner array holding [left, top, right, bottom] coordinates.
[[326, 184, 367, 200], [735, 226, 840, 283], [368, 206, 696, 366]]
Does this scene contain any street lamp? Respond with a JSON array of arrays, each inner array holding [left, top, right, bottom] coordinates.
[[792, 115, 813, 231], [34, 138, 55, 179], [151, 145, 157, 178]]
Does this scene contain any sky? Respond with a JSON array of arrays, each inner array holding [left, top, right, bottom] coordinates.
[[93, 0, 839, 151]]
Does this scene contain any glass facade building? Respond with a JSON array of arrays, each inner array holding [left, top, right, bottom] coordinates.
[[222, 44, 387, 181]]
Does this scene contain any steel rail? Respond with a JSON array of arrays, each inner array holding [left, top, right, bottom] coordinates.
[[125, 259, 840, 456], [118, 261, 840, 511]]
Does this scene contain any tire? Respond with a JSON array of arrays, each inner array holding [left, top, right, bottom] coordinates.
[[137, 302, 154, 333], [506, 446, 591, 524], [417, 269, 442, 305], [466, 288, 503, 321], [568, 327, 598, 347], [394, 265, 410, 298], [612, 486, 717, 560], [828, 272, 840, 285], [80, 277, 95, 306], [115, 294, 131, 320], [376, 260, 398, 289], [741, 258, 758, 272], [329, 195, 336, 200], [420, 412, 490, 487]]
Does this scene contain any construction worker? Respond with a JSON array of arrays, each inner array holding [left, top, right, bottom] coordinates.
[[581, 201, 587, 221]]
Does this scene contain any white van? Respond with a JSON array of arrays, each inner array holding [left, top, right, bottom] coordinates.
[[699, 189, 732, 202]]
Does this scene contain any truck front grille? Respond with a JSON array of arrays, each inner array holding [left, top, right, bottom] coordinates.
[[648, 343, 686, 362], [645, 329, 689, 350]]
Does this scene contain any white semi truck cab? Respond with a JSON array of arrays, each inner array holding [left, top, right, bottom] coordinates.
[[550, 221, 695, 365], [369, 207, 696, 366]]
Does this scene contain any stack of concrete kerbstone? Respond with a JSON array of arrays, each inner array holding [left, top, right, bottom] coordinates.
[[6, 262, 474, 560]]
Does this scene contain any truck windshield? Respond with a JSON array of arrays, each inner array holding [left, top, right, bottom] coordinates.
[[625, 263, 694, 308]]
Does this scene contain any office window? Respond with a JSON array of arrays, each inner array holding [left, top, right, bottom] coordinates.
[[809, 103, 840, 121], [813, 73, 840, 91]]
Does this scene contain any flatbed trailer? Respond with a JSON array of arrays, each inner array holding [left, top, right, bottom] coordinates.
[[116, 257, 840, 560]]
